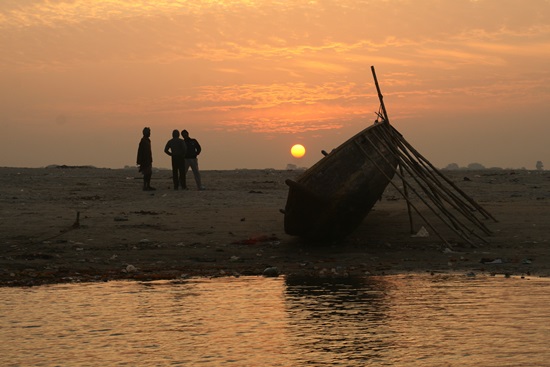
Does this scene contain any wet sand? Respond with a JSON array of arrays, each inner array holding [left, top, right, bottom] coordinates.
[[0, 166, 548, 286]]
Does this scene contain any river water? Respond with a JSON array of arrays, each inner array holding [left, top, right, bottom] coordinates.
[[1, 273, 549, 366]]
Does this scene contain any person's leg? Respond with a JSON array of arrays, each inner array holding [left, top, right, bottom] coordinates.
[[176, 157, 186, 189], [171, 159, 179, 189], [178, 167, 185, 189], [190, 159, 203, 189], [144, 173, 152, 190], [182, 159, 190, 189], [144, 166, 155, 190]]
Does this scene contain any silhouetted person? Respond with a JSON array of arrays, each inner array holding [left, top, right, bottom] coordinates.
[[164, 129, 187, 190], [137, 127, 156, 191], [181, 129, 204, 190]]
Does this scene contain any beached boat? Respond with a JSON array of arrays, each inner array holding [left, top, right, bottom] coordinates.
[[284, 66, 497, 243], [282, 66, 403, 240], [283, 119, 399, 240]]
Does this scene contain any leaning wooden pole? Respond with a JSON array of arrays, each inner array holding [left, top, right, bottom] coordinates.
[[388, 124, 497, 222], [373, 125, 492, 239], [367, 128, 484, 245], [371, 65, 415, 233], [382, 127, 493, 234], [354, 139, 455, 247], [399, 164, 415, 234], [371, 65, 389, 122]]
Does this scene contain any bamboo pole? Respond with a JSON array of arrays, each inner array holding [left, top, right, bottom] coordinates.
[[399, 163, 415, 234], [388, 124, 497, 222], [384, 127, 493, 234], [374, 126, 492, 236], [371, 66, 389, 122], [353, 139, 455, 247], [371, 66, 415, 233], [372, 126, 492, 242], [361, 134, 479, 246]]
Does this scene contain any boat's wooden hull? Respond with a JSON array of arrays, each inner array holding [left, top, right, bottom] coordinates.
[[283, 121, 398, 240]]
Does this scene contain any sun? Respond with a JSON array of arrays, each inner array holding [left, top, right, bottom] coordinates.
[[290, 144, 306, 158]]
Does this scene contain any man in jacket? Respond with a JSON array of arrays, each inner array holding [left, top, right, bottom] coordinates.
[[164, 129, 187, 190], [137, 127, 155, 191], [181, 129, 205, 190]]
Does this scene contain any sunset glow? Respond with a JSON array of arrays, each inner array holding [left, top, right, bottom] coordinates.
[[1, 0, 549, 170]]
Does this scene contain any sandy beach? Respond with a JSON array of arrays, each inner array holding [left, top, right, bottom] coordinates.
[[0, 166, 548, 287]]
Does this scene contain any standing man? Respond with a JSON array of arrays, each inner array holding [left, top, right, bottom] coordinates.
[[181, 129, 205, 190], [137, 127, 156, 191], [164, 129, 187, 190]]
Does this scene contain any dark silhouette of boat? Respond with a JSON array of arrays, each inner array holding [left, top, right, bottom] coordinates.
[[283, 67, 497, 244], [283, 119, 398, 240], [283, 66, 399, 240]]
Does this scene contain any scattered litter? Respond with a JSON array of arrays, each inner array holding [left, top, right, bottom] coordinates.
[[134, 210, 159, 215], [125, 264, 137, 273], [263, 267, 279, 277], [411, 226, 429, 238], [480, 258, 503, 264]]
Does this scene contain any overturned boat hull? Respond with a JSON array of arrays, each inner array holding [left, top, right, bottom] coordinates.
[[283, 121, 398, 240]]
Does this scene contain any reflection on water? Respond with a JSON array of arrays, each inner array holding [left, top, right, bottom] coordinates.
[[284, 275, 393, 365], [1, 274, 550, 366]]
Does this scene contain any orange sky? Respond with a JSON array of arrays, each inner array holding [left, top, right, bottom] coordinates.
[[1, 0, 549, 170]]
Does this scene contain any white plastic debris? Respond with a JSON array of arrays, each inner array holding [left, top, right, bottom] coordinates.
[[125, 264, 137, 273], [411, 226, 429, 238]]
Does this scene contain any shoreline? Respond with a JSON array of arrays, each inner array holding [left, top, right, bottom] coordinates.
[[1, 167, 548, 287]]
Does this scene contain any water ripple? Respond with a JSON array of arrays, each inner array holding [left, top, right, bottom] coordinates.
[[1, 274, 549, 366]]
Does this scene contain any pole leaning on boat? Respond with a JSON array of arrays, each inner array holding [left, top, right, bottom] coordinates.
[[371, 65, 390, 123]]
